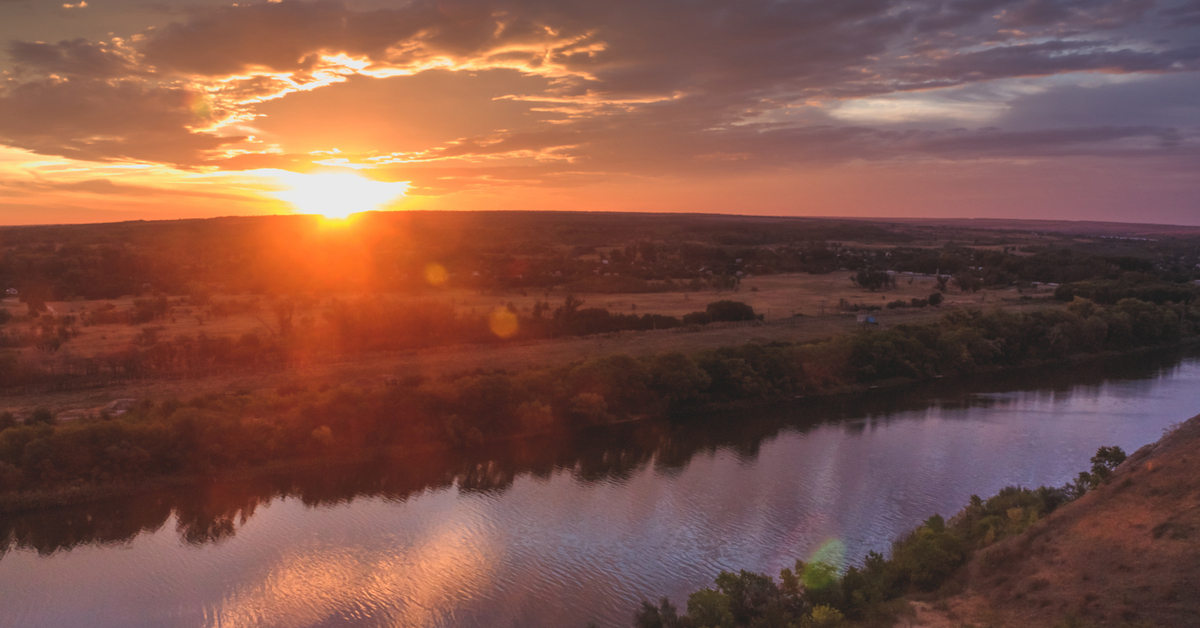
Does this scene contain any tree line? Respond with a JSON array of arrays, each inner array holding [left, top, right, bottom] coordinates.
[[0, 296, 1193, 499], [3, 213, 1196, 302]]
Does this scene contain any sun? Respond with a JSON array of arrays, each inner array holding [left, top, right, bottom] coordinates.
[[270, 170, 410, 219]]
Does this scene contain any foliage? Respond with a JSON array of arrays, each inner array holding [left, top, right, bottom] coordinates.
[[706, 300, 760, 322], [0, 295, 1185, 504], [1055, 277, 1199, 305], [852, 270, 894, 291], [629, 448, 1120, 627]]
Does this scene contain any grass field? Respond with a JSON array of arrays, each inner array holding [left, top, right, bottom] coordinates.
[[2, 270, 1047, 355], [0, 271, 1062, 416]]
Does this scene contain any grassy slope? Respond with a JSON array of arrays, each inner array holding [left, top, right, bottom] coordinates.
[[923, 413, 1200, 628]]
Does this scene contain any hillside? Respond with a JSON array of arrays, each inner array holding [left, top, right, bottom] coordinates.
[[927, 413, 1200, 627]]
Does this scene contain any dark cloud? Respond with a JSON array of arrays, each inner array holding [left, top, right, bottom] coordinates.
[[997, 0, 1155, 29], [905, 125, 1185, 155], [0, 177, 247, 199], [2, 0, 1199, 175], [141, 0, 459, 75], [136, 0, 910, 99], [912, 0, 1020, 32], [0, 78, 237, 166], [997, 73, 1200, 129], [891, 40, 1200, 88], [1161, 0, 1200, 26], [8, 39, 140, 79], [131, 0, 1200, 108]]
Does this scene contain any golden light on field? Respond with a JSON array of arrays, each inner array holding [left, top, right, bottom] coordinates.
[[271, 171, 410, 219]]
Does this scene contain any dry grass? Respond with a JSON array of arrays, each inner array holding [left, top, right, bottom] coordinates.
[[4, 271, 1052, 358], [928, 413, 1200, 628], [0, 272, 1063, 415]]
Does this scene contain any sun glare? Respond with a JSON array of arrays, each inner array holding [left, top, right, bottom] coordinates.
[[271, 171, 410, 219]]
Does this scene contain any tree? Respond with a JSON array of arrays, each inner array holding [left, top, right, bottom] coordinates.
[[634, 597, 682, 628], [553, 295, 584, 320], [649, 352, 711, 410], [927, 292, 944, 306], [803, 605, 846, 628], [273, 299, 296, 337], [687, 589, 736, 628], [706, 300, 758, 322], [28, 407, 57, 426], [852, 270, 891, 291], [1089, 445, 1127, 484], [953, 273, 983, 293]]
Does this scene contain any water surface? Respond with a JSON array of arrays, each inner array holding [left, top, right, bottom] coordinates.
[[3, 351, 1199, 628]]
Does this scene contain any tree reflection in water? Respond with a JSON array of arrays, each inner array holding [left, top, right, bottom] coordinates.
[[0, 347, 1190, 557]]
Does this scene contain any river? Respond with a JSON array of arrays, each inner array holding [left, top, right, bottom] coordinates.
[[2, 350, 1199, 628]]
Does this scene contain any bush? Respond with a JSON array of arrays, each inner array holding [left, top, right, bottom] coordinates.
[[627, 450, 1119, 627], [706, 300, 759, 322], [28, 407, 56, 426]]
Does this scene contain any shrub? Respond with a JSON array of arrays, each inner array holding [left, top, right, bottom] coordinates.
[[706, 300, 758, 322], [28, 407, 56, 426]]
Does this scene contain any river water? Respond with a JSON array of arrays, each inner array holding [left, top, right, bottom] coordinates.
[[3, 351, 1199, 628]]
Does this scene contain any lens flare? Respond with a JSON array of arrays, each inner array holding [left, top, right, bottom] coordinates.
[[803, 539, 847, 590], [489, 308, 519, 339], [424, 263, 449, 287]]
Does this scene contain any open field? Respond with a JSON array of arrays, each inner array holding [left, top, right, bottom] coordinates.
[[0, 271, 1063, 416], [1, 270, 1050, 360]]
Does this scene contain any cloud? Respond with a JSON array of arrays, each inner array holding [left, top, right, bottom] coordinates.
[[890, 40, 1200, 89], [997, 0, 1155, 29], [1, 0, 1198, 180], [1161, 0, 1200, 27], [996, 73, 1200, 129], [0, 78, 238, 166], [7, 39, 139, 79], [904, 125, 1188, 156], [0, 176, 249, 200]]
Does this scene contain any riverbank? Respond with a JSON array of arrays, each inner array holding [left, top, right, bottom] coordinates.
[[909, 411, 1200, 628], [2, 330, 1197, 516], [2, 297, 1198, 512], [0, 297, 1065, 417], [629, 410, 1200, 628]]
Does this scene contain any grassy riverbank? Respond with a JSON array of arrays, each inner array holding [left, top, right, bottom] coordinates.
[[1, 297, 1196, 512]]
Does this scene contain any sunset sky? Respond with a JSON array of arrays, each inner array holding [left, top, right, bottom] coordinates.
[[0, 0, 1198, 225]]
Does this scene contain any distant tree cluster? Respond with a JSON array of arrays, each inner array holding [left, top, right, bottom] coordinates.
[[4, 213, 1193, 303]]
